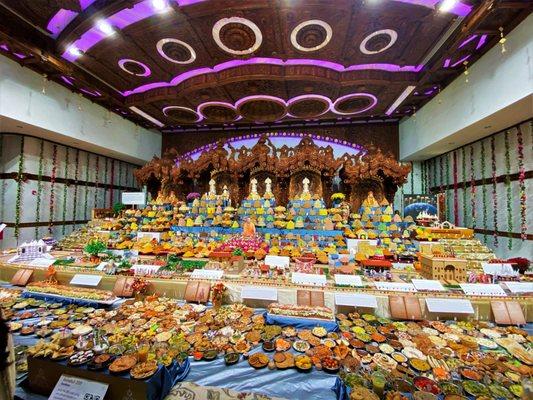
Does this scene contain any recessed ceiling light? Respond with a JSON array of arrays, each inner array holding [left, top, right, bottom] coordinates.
[[67, 45, 81, 57], [152, 0, 169, 12], [439, 0, 458, 13], [96, 20, 114, 36]]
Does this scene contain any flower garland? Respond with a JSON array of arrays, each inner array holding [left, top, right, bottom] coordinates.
[[94, 156, 100, 208], [14, 136, 25, 240], [72, 149, 80, 229], [110, 159, 115, 207], [34, 139, 44, 239], [49, 145, 57, 234], [480, 140, 488, 243], [490, 136, 498, 247], [118, 161, 123, 203], [103, 157, 109, 208], [439, 155, 444, 194], [461, 147, 467, 227], [432, 158, 437, 192], [445, 153, 450, 221], [452, 151, 458, 225], [517, 125, 527, 240], [469, 145, 476, 229], [504, 130, 513, 249], [62, 147, 70, 235], [84, 152, 90, 220]]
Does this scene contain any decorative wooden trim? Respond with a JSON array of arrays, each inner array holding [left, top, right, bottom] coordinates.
[[0, 172, 139, 191], [3, 220, 89, 228], [473, 228, 532, 241], [429, 170, 533, 193]]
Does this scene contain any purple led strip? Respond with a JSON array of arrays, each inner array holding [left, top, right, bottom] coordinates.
[[47, 9, 78, 38], [59, 0, 472, 60], [122, 57, 423, 96], [175, 132, 367, 164], [61, 75, 75, 86], [332, 93, 378, 116], [80, 88, 102, 97]]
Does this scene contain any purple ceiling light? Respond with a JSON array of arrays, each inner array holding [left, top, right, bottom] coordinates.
[[118, 59, 152, 77], [13, 52, 27, 59], [61, 75, 75, 85], [458, 34, 478, 49], [476, 34, 488, 50], [451, 54, 470, 68], [80, 88, 102, 96], [79, 0, 98, 10], [0, 44, 9, 51], [332, 93, 378, 115], [122, 57, 422, 96], [394, 0, 472, 17], [46, 9, 78, 38]]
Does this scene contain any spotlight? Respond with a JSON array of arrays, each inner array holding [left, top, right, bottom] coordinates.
[[67, 45, 82, 57], [439, 0, 458, 13], [96, 20, 114, 36], [152, 0, 169, 12]]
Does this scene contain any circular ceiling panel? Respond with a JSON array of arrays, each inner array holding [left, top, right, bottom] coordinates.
[[156, 38, 196, 64], [287, 95, 331, 118], [332, 93, 377, 115], [212, 17, 262, 55], [290, 20, 332, 52], [236, 95, 286, 122], [198, 102, 238, 123], [163, 106, 202, 123], [359, 29, 398, 55], [118, 59, 151, 77]]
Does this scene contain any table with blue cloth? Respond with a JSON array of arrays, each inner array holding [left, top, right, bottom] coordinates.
[[263, 311, 339, 332]]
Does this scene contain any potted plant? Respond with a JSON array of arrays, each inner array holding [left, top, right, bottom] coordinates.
[[83, 239, 107, 264]]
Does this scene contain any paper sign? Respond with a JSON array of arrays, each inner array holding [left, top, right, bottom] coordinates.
[[49, 374, 108, 400], [291, 272, 327, 286], [131, 264, 162, 275], [374, 282, 417, 292], [264, 255, 290, 269], [335, 293, 377, 308], [70, 274, 102, 287], [241, 286, 278, 301], [426, 298, 474, 314], [137, 231, 161, 242], [334, 274, 363, 287], [95, 262, 108, 271], [121, 192, 146, 205], [411, 279, 445, 292], [190, 269, 224, 280], [482, 263, 517, 276], [502, 281, 533, 294], [28, 258, 56, 268], [460, 283, 507, 297]]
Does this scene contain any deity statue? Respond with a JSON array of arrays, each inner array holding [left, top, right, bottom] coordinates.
[[263, 177, 273, 199], [299, 177, 312, 200], [208, 178, 217, 199], [362, 191, 379, 207], [248, 178, 260, 200]]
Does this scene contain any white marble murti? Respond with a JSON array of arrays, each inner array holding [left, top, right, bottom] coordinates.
[[249, 178, 260, 199], [264, 177, 273, 196], [209, 178, 217, 195], [302, 177, 310, 194], [222, 185, 229, 199]]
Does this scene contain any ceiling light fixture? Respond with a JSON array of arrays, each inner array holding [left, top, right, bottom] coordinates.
[[439, 0, 458, 13], [67, 45, 82, 57], [96, 20, 114, 36], [129, 106, 164, 127], [385, 85, 416, 116], [152, 0, 169, 12]]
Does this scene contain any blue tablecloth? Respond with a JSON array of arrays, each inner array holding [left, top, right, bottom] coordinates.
[[21, 291, 123, 308], [264, 312, 339, 332]]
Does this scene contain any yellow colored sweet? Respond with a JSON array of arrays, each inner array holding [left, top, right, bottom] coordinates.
[[286, 220, 295, 229], [186, 218, 194, 227], [318, 209, 328, 216]]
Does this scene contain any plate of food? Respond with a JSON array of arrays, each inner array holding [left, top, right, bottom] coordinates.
[[312, 326, 327, 338], [224, 352, 239, 366], [295, 355, 312, 372], [68, 350, 94, 366], [248, 352, 269, 369], [87, 353, 114, 371], [109, 354, 137, 374], [293, 340, 310, 353], [130, 360, 158, 380]]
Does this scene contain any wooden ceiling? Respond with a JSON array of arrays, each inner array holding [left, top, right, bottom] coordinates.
[[0, 0, 530, 132]]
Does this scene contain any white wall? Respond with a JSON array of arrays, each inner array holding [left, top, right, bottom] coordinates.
[[0, 55, 161, 164], [400, 14, 533, 161]]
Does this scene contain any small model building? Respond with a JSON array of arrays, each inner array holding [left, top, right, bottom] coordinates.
[[14, 240, 48, 262], [420, 254, 468, 283]]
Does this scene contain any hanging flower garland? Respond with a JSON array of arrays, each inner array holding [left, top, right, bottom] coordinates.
[[110, 159, 115, 206], [517, 125, 527, 240], [84, 152, 90, 220], [14, 136, 25, 240], [469, 145, 476, 229], [439, 156, 444, 194], [452, 151, 458, 225], [504, 131, 513, 249], [94, 156, 100, 209], [103, 157, 109, 208], [118, 161, 123, 203], [49, 145, 58, 234], [72, 149, 80, 229], [34, 139, 45, 239], [480, 140, 488, 243], [410, 162, 414, 194], [490, 136, 498, 247], [445, 153, 450, 221], [461, 147, 467, 227], [62, 148, 70, 235]]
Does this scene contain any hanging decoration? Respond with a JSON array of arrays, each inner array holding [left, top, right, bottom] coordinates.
[[499, 26, 506, 53], [463, 61, 469, 83], [490, 136, 498, 247], [461, 147, 467, 227], [504, 131, 513, 249], [480, 140, 488, 243], [62, 148, 70, 235], [118, 161, 123, 203], [14, 136, 25, 240], [445, 153, 450, 221], [72, 149, 80, 229], [94, 156, 100, 209], [452, 151, 458, 225], [439, 156, 444, 193], [84, 152, 90, 220], [432, 158, 437, 192], [103, 157, 109, 208], [517, 125, 527, 240], [410, 162, 414, 194], [34, 139, 44, 239], [49, 144, 58, 234], [469, 145, 476, 229], [110, 159, 115, 206]]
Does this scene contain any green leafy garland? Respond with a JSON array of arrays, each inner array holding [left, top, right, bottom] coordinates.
[[470, 146, 476, 229], [504, 131, 513, 249], [48, 145, 57, 234], [118, 161, 123, 203], [445, 153, 450, 221], [84, 152, 90, 220], [410, 162, 414, 193], [490, 136, 498, 247], [432, 158, 437, 192], [94, 156, 99, 209], [34, 139, 44, 239], [103, 157, 109, 208], [461, 147, 467, 227], [480, 140, 488, 243], [72, 149, 80, 229], [62, 147, 69, 235], [14, 136, 25, 240]]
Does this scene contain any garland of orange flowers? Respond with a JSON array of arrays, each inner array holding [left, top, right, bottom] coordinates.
[[14, 136, 25, 240], [48, 144, 57, 234], [103, 157, 109, 208], [84, 152, 90, 220], [94, 156, 100, 208], [490, 136, 498, 247], [469, 145, 476, 229], [72, 149, 80, 229], [452, 151, 458, 225], [504, 130, 513, 249], [480, 140, 488, 243], [517, 125, 527, 240], [61, 147, 69, 235], [461, 146, 467, 227], [445, 153, 450, 221]]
